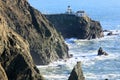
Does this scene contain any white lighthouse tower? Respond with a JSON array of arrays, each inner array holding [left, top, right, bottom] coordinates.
[[66, 5, 72, 14]]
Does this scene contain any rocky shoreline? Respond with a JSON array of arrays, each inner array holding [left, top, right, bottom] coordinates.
[[0, 0, 106, 80], [0, 0, 68, 79]]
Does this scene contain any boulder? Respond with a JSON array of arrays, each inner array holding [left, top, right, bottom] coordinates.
[[98, 47, 108, 56], [0, 0, 69, 65], [107, 31, 118, 36], [68, 62, 85, 80], [45, 14, 104, 39], [107, 32, 113, 36], [0, 16, 44, 80]]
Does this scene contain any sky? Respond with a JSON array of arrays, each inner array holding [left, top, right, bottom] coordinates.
[[28, 0, 120, 14]]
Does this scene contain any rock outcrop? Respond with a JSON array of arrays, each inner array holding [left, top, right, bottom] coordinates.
[[107, 31, 118, 36], [0, 0, 69, 65], [45, 14, 104, 39], [68, 62, 85, 80], [107, 32, 113, 36], [0, 16, 44, 80], [98, 47, 108, 56]]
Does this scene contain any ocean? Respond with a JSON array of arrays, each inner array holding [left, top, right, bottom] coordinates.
[[29, 0, 120, 80]]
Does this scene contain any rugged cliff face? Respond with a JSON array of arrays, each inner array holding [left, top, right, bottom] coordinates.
[[45, 14, 104, 39], [0, 0, 69, 65], [0, 64, 8, 80], [0, 16, 44, 80]]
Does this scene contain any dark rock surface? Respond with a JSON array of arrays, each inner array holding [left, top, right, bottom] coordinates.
[[107, 32, 113, 36], [0, 16, 44, 80], [45, 14, 104, 39], [98, 47, 108, 56], [0, 0, 69, 65], [107, 31, 118, 36], [68, 62, 85, 80]]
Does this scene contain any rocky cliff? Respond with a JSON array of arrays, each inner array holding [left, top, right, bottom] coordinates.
[[0, 0, 69, 65], [0, 16, 44, 80], [45, 14, 104, 39], [0, 64, 8, 80], [68, 62, 85, 80]]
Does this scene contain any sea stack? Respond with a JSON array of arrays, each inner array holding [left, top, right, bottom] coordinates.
[[68, 62, 85, 80], [0, 0, 69, 65], [98, 47, 108, 56]]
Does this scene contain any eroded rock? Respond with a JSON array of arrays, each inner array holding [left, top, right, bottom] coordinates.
[[45, 14, 104, 39], [98, 47, 108, 56], [0, 0, 69, 65], [0, 64, 8, 80], [68, 62, 85, 80], [0, 16, 44, 80]]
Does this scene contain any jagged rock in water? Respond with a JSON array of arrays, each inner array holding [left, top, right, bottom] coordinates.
[[0, 16, 44, 80], [0, 64, 8, 80], [107, 32, 113, 36], [0, 0, 69, 65], [98, 47, 108, 56], [68, 62, 85, 80], [45, 14, 104, 39], [107, 31, 118, 36]]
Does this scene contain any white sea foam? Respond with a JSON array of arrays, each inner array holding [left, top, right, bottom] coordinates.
[[43, 74, 68, 80], [85, 73, 120, 80], [85, 73, 97, 79], [37, 35, 120, 80]]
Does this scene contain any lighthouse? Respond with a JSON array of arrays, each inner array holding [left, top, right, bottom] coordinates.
[[66, 5, 72, 14]]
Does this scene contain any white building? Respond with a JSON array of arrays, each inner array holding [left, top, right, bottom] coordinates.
[[76, 11, 86, 17]]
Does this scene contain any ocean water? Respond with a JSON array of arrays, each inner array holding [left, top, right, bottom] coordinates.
[[37, 34, 120, 80], [29, 0, 120, 80]]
